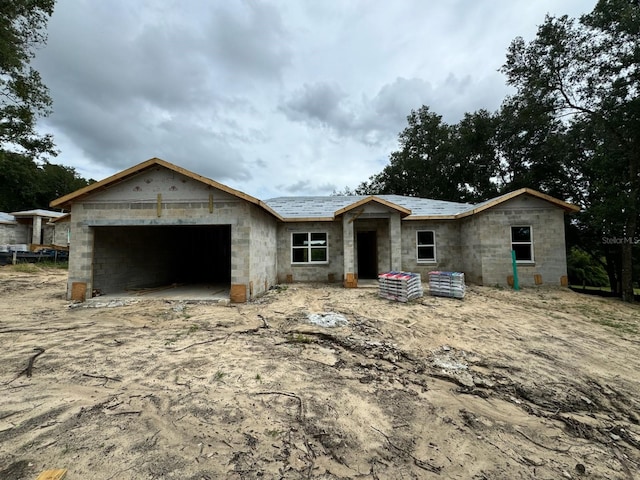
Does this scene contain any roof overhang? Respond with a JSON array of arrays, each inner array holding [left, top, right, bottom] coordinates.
[[455, 188, 580, 219], [333, 196, 412, 219], [49, 157, 284, 221]]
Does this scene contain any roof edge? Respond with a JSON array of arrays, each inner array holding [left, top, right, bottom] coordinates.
[[456, 188, 580, 219], [49, 157, 283, 221], [333, 195, 412, 218]]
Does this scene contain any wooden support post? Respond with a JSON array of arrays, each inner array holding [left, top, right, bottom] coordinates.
[[157, 193, 162, 217], [209, 193, 214, 213]]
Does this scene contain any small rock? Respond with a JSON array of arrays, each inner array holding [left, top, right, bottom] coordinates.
[[442, 345, 451, 351], [562, 470, 572, 479], [610, 433, 621, 441]]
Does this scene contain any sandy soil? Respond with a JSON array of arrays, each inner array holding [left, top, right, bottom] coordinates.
[[0, 266, 639, 480]]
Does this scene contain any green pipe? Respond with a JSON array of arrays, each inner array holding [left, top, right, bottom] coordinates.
[[511, 250, 520, 291]]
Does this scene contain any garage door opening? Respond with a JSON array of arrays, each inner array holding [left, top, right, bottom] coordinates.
[[92, 225, 231, 296]]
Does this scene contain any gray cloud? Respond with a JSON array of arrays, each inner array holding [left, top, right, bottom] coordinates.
[[208, 1, 292, 81], [279, 82, 352, 130], [277, 180, 338, 196], [34, 0, 289, 183], [32, 0, 595, 198]]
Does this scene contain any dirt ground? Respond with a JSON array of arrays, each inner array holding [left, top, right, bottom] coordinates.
[[1, 267, 639, 480]]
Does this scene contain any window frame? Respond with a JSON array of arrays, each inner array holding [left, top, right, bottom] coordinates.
[[511, 225, 534, 263], [416, 230, 436, 263], [291, 231, 329, 264]]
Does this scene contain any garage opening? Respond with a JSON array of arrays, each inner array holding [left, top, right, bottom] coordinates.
[[92, 225, 231, 295]]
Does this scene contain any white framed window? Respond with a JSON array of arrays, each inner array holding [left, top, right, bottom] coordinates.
[[416, 230, 436, 262], [291, 232, 328, 264], [511, 226, 534, 262]]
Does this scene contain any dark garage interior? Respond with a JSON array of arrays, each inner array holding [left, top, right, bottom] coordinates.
[[92, 225, 231, 294]]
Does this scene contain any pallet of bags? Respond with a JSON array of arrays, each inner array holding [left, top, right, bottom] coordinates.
[[378, 271, 423, 302], [428, 271, 465, 299]]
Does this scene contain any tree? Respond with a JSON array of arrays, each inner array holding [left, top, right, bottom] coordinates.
[[0, 0, 56, 157], [357, 106, 498, 202], [0, 150, 40, 210], [495, 97, 577, 201], [501, 0, 640, 301], [0, 151, 91, 212]]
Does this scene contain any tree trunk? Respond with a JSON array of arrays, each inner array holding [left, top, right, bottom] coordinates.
[[620, 214, 637, 303], [604, 250, 619, 295]]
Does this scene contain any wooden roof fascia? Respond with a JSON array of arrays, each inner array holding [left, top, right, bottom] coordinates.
[[280, 217, 336, 223], [455, 188, 580, 219], [404, 215, 458, 221], [50, 157, 159, 208], [49, 157, 284, 220], [333, 196, 412, 218], [251, 201, 284, 221]]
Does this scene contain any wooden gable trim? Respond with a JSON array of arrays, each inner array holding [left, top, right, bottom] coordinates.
[[49, 157, 283, 220], [455, 188, 580, 219], [333, 196, 411, 218], [404, 215, 458, 221]]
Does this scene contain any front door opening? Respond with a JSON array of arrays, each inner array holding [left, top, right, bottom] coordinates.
[[357, 231, 378, 279]]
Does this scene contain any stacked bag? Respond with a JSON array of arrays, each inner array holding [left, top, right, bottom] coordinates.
[[428, 271, 465, 299], [378, 271, 423, 302]]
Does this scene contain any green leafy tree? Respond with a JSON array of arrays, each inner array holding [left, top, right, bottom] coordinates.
[[567, 246, 609, 288], [0, 151, 91, 212], [0, 150, 40, 210], [0, 0, 56, 157], [358, 106, 490, 202], [495, 98, 577, 201], [501, 0, 640, 301], [450, 110, 501, 202]]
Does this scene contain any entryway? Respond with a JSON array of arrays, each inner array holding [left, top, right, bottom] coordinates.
[[357, 231, 378, 279]]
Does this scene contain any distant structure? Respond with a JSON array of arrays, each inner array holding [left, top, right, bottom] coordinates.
[[0, 209, 69, 250]]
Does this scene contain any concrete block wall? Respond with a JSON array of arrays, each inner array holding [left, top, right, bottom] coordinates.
[[459, 216, 483, 284], [0, 224, 28, 245], [65, 167, 255, 298], [472, 196, 568, 286], [67, 206, 95, 296], [52, 220, 70, 246], [275, 221, 343, 283], [93, 227, 173, 293], [400, 220, 461, 277], [248, 204, 278, 298]]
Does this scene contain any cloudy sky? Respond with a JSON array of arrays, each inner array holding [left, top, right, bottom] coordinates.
[[34, 0, 594, 199]]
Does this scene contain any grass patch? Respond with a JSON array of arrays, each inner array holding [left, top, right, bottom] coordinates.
[[287, 333, 312, 344], [10, 263, 42, 274], [5, 261, 68, 273], [573, 284, 640, 295], [592, 317, 638, 335]]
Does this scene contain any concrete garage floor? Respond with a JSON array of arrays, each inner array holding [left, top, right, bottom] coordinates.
[[89, 280, 380, 304], [91, 283, 231, 302]]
